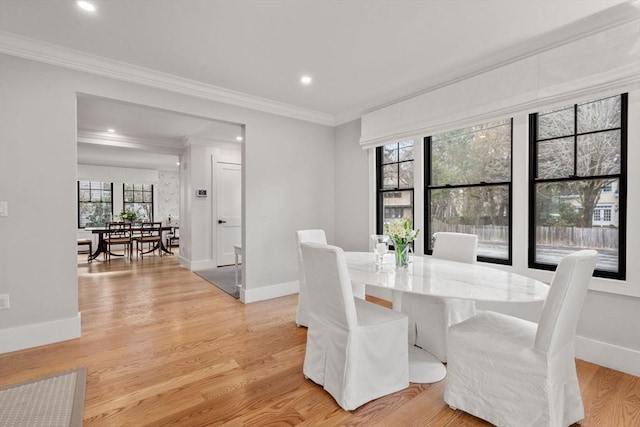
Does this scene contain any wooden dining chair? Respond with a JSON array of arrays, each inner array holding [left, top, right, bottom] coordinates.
[[133, 222, 163, 258], [104, 222, 133, 260]]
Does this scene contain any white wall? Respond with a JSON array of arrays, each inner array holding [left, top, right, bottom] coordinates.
[[334, 120, 369, 251], [0, 54, 335, 352]]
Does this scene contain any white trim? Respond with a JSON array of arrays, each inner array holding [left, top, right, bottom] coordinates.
[[0, 313, 81, 354], [240, 280, 299, 304], [77, 130, 184, 156], [190, 259, 217, 271], [0, 31, 335, 126], [575, 335, 640, 377]]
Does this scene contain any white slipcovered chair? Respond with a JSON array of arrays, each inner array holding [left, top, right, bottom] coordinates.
[[301, 242, 409, 411], [398, 232, 478, 361], [444, 250, 598, 427], [295, 229, 365, 327]]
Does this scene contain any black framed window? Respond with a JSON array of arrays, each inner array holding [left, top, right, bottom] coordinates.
[[529, 93, 627, 279], [123, 183, 154, 221], [376, 140, 414, 234], [77, 181, 113, 228], [425, 118, 512, 264]]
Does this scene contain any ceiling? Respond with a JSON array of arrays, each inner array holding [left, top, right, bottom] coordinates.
[[0, 0, 632, 169]]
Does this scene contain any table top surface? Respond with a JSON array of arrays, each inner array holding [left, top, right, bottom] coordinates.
[[345, 252, 548, 303]]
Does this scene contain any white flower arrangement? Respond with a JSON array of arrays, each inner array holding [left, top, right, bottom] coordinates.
[[385, 218, 420, 245]]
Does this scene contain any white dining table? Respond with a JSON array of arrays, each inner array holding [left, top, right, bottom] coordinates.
[[345, 251, 549, 383]]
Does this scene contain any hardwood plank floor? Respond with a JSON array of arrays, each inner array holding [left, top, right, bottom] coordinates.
[[0, 253, 637, 426]]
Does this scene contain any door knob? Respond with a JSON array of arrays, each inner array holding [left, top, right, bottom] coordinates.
[[218, 220, 227, 224]]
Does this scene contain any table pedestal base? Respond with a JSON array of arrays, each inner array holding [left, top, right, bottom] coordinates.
[[408, 345, 446, 383]]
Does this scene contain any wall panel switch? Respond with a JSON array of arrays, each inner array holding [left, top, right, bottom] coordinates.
[[0, 201, 7, 217]]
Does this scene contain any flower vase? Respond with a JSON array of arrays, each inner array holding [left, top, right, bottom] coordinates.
[[394, 242, 410, 268]]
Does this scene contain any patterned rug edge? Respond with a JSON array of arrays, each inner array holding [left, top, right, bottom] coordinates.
[[0, 367, 87, 427]]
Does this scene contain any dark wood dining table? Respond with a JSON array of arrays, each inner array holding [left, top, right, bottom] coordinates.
[[84, 225, 178, 261]]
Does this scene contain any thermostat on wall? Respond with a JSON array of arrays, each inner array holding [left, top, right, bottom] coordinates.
[[196, 189, 207, 197]]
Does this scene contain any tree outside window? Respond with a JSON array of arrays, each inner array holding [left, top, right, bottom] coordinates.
[[425, 119, 512, 263], [123, 183, 154, 221], [529, 94, 627, 279], [78, 181, 113, 228]]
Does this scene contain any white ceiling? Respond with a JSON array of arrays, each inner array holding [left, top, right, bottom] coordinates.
[[0, 0, 632, 169]]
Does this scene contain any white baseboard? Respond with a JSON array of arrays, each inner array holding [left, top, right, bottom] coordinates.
[[575, 335, 640, 377], [178, 257, 216, 270], [0, 313, 81, 354], [241, 280, 299, 304]]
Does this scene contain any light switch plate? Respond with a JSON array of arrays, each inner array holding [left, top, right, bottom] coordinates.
[[0, 201, 7, 217]]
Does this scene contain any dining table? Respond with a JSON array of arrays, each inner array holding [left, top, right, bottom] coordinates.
[[344, 251, 549, 383], [85, 225, 178, 261]]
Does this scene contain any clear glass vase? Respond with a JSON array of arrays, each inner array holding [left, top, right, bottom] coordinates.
[[393, 241, 410, 268]]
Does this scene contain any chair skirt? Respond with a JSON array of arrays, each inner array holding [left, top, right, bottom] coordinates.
[[303, 298, 409, 411], [444, 311, 584, 427]]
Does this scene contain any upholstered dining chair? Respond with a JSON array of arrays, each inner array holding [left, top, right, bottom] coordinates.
[[444, 250, 597, 427], [104, 222, 133, 260], [300, 242, 409, 411], [399, 232, 478, 361], [133, 222, 163, 258], [295, 229, 365, 327]]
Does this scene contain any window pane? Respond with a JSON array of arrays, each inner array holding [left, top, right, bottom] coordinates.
[[79, 189, 90, 202], [534, 179, 619, 272], [382, 164, 398, 189], [398, 145, 414, 161], [577, 131, 621, 176], [398, 161, 414, 188], [536, 137, 574, 179], [431, 119, 511, 186], [382, 145, 398, 164], [429, 185, 509, 260], [577, 96, 621, 133], [537, 106, 574, 139], [143, 191, 153, 203], [382, 191, 413, 230]]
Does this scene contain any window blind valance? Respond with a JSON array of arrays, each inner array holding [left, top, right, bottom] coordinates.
[[360, 17, 640, 150]]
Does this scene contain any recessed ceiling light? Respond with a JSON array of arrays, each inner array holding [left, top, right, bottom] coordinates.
[[300, 75, 312, 85], [77, 1, 96, 12], [107, 128, 115, 133], [236, 136, 243, 141], [176, 162, 180, 166]]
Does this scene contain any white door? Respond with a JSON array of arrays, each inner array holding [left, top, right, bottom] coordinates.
[[216, 162, 242, 266]]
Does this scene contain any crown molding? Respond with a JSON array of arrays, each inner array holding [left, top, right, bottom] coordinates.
[[77, 130, 184, 155], [0, 31, 336, 126]]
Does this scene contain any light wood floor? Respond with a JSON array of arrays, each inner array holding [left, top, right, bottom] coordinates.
[[0, 252, 638, 426]]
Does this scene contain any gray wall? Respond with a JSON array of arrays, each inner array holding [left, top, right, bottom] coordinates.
[[0, 54, 335, 350]]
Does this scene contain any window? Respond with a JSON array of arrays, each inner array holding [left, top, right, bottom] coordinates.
[[376, 141, 414, 234], [77, 181, 113, 228], [529, 93, 627, 279], [425, 118, 512, 263], [123, 183, 154, 221]]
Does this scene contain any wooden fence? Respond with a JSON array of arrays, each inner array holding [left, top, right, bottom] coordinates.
[[433, 224, 618, 250]]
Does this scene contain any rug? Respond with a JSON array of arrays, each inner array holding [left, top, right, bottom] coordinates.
[[195, 265, 240, 298], [0, 367, 87, 427]]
